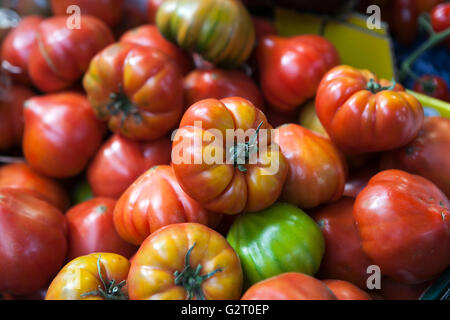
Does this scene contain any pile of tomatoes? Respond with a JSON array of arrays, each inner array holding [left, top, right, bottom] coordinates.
[[0, 0, 449, 301]]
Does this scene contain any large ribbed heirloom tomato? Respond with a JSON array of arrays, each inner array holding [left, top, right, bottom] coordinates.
[[127, 223, 243, 300], [315, 65, 424, 154], [171, 97, 287, 214], [83, 42, 184, 141]]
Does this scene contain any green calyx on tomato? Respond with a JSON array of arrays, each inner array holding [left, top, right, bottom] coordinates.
[[227, 203, 325, 287], [106, 86, 142, 126], [229, 121, 263, 173], [173, 243, 222, 300], [366, 78, 397, 94], [80, 255, 128, 300]]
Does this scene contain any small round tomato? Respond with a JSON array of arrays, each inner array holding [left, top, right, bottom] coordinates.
[[128, 223, 243, 300], [227, 203, 325, 286], [0, 163, 69, 211], [28, 16, 114, 92], [257, 34, 339, 113], [323, 280, 372, 300], [66, 198, 137, 261], [276, 124, 347, 209], [46, 253, 130, 300], [83, 42, 184, 141], [1, 15, 43, 84], [413, 75, 450, 102], [311, 197, 373, 289], [391, 0, 418, 46], [172, 97, 287, 214], [380, 117, 450, 198], [0, 188, 67, 295], [0, 84, 34, 151], [87, 134, 171, 199], [242, 273, 337, 300], [23, 92, 105, 178], [113, 165, 214, 245], [431, 3, 450, 48], [316, 65, 424, 154], [51, 0, 124, 27], [184, 69, 265, 110], [354, 169, 450, 284], [120, 24, 193, 75]]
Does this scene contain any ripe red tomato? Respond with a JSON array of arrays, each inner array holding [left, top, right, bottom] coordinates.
[[51, 0, 124, 27], [147, 0, 164, 24], [1, 15, 43, 84], [311, 197, 373, 289], [172, 97, 287, 214], [87, 134, 171, 199], [431, 3, 450, 48], [0, 188, 67, 295], [83, 42, 184, 141], [66, 198, 137, 261], [257, 34, 339, 113], [275, 124, 347, 209], [391, 0, 419, 46], [413, 75, 450, 102], [316, 65, 424, 154], [23, 92, 105, 178], [114, 165, 215, 245], [381, 117, 450, 198], [184, 69, 265, 110], [323, 280, 372, 300], [28, 16, 114, 92], [354, 169, 450, 284], [120, 24, 193, 75], [0, 163, 69, 211], [0, 84, 34, 151], [242, 273, 337, 300]]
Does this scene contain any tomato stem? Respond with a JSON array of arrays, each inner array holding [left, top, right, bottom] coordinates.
[[229, 121, 264, 173], [106, 85, 142, 127], [366, 78, 397, 93], [173, 243, 222, 300], [80, 255, 128, 300]]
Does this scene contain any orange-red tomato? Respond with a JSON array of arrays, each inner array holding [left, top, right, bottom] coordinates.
[[28, 16, 114, 92], [1, 15, 43, 84], [0, 163, 69, 211], [381, 116, 450, 198], [120, 24, 193, 75], [66, 198, 137, 261], [0, 188, 67, 295], [0, 84, 34, 151], [172, 97, 287, 214], [83, 42, 184, 141], [51, 0, 124, 27], [87, 134, 171, 199], [242, 273, 337, 300], [184, 69, 265, 110], [113, 165, 215, 245], [257, 34, 339, 113], [354, 170, 450, 284], [127, 223, 243, 300], [316, 65, 424, 154], [323, 279, 372, 300], [23, 92, 105, 178], [275, 124, 347, 209]]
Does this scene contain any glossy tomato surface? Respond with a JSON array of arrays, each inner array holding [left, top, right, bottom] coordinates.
[[23, 92, 105, 178], [413, 75, 450, 102], [87, 134, 171, 199], [128, 223, 243, 300], [172, 97, 287, 214], [323, 279, 372, 300], [83, 42, 183, 141], [431, 3, 450, 48], [316, 65, 424, 154], [28, 16, 114, 92], [276, 124, 347, 209], [227, 203, 325, 286], [113, 165, 213, 245], [257, 34, 339, 112], [0, 188, 67, 295], [242, 273, 337, 300], [354, 170, 450, 284], [66, 198, 137, 261], [46, 253, 130, 300]]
